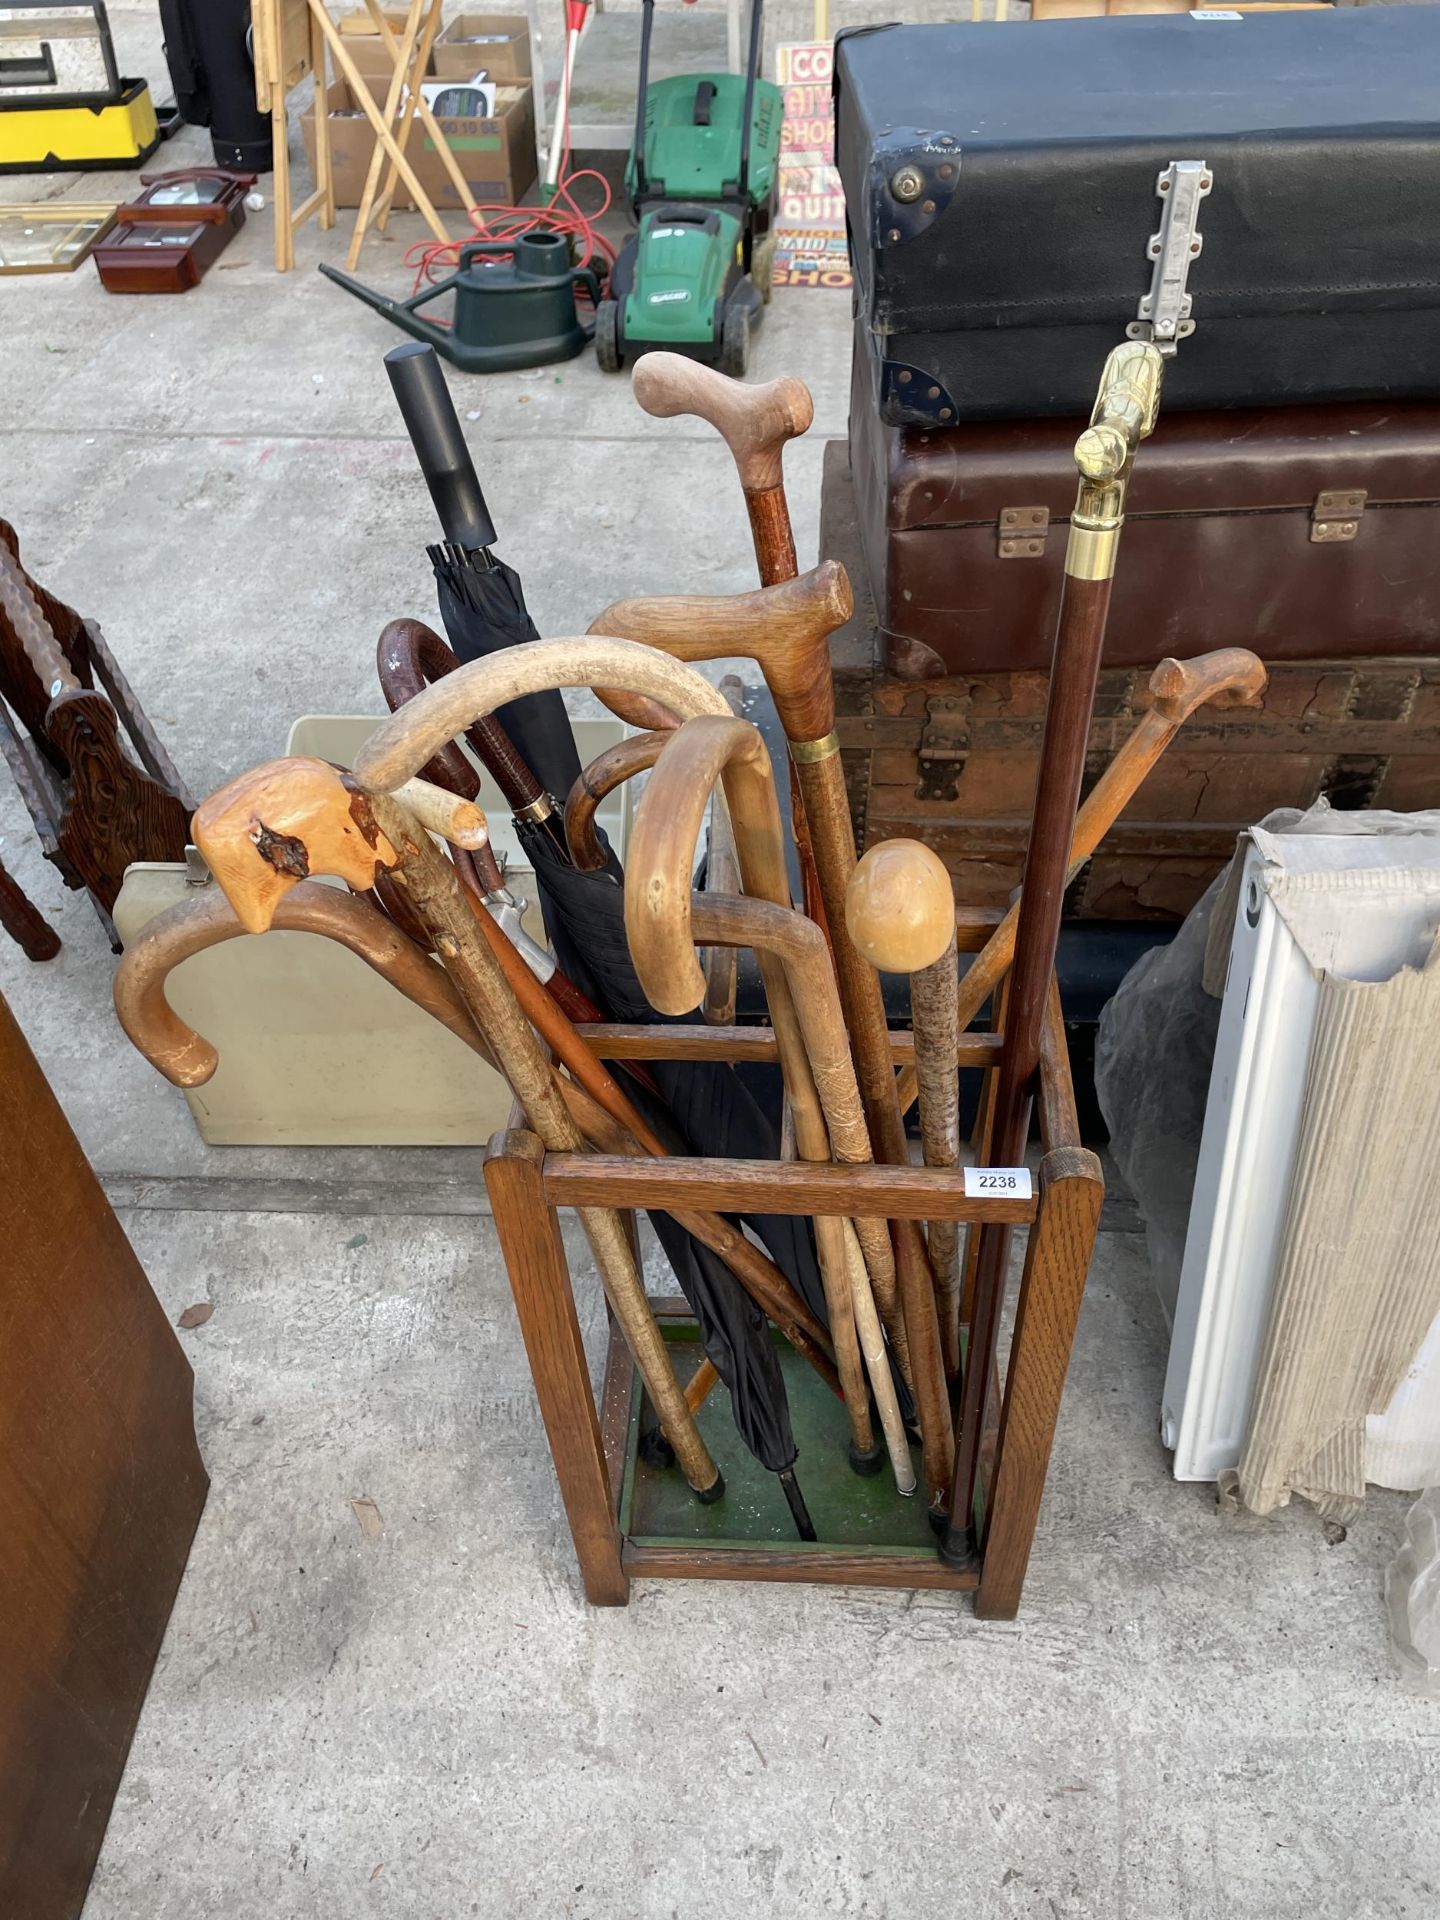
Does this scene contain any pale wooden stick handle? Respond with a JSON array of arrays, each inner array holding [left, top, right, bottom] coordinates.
[[631, 353, 814, 492], [392, 776, 489, 848], [354, 637, 732, 793]]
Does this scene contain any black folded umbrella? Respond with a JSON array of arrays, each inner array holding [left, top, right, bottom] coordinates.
[[384, 341, 830, 1535]]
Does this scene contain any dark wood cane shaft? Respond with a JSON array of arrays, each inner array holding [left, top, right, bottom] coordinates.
[[945, 571, 1114, 1555]]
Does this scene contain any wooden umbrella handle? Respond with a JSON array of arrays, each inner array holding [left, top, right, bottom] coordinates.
[[590, 562, 853, 745], [632, 354, 814, 494], [376, 616, 557, 814], [353, 637, 734, 794]]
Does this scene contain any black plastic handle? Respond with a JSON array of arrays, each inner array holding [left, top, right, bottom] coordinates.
[[384, 341, 497, 552]]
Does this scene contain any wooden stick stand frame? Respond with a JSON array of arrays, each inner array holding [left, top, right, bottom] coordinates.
[[483, 947, 1102, 1618]]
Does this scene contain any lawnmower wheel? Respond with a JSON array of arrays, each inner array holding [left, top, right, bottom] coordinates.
[[719, 301, 751, 378], [753, 233, 778, 307], [594, 299, 622, 373]]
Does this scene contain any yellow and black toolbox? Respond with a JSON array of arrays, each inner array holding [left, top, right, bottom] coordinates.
[[0, 3, 161, 172]]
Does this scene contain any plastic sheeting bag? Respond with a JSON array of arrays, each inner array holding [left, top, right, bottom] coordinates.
[[1093, 872, 1227, 1327], [1388, 1488, 1440, 1697]]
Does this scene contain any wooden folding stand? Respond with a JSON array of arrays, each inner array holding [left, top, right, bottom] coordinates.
[[483, 935, 1102, 1619], [253, 0, 467, 272]]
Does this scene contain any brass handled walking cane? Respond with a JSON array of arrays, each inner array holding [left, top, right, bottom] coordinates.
[[891, 646, 1268, 1120], [845, 841, 964, 1382], [589, 567, 956, 1506], [190, 756, 725, 1505], [941, 341, 1165, 1565]]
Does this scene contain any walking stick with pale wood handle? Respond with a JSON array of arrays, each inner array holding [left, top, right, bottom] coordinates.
[[943, 341, 1164, 1564], [190, 756, 724, 1504], [685, 891, 916, 1498], [628, 354, 829, 933], [845, 840, 964, 1382], [588, 567, 956, 1506]]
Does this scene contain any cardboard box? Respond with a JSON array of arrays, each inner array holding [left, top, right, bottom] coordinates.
[[433, 12, 531, 83], [334, 8, 410, 33], [302, 78, 537, 209], [341, 30, 433, 100]]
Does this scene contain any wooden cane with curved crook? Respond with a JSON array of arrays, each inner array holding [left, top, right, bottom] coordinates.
[[587, 574, 955, 1505], [686, 890, 916, 1497], [621, 713, 878, 1466], [351, 651, 879, 1465], [845, 840, 964, 1381], [190, 756, 723, 1503], [892, 646, 1269, 1119]]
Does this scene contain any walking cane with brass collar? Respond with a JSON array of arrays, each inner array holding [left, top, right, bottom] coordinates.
[[942, 341, 1165, 1562], [589, 566, 955, 1508]]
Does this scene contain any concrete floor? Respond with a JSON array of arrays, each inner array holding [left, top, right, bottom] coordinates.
[[3, 7, 1438, 1918]]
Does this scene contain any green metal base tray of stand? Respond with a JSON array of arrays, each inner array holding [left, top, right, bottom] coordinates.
[[601, 1298, 979, 1590]]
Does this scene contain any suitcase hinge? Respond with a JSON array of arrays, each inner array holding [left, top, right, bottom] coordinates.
[[1310, 490, 1366, 544], [916, 694, 971, 803], [998, 506, 1050, 559], [1127, 159, 1211, 356]]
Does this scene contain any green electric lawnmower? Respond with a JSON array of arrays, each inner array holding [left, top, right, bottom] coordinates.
[[594, 0, 782, 376]]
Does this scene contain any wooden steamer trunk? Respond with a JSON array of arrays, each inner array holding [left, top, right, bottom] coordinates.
[[826, 439, 1440, 924]]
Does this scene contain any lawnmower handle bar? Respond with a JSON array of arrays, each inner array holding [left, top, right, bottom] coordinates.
[[384, 341, 498, 553]]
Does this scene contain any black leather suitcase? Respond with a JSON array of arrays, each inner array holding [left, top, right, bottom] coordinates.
[[834, 9, 1440, 427]]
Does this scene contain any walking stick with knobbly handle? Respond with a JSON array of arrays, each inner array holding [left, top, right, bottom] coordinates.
[[351, 637, 909, 1472], [190, 756, 724, 1504], [629, 353, 829, 932], [845, 840, 965, 1381], [942, 341, 1166, 1565], [589, 565, 956, 1507], [891, 645, 1268, 1119]]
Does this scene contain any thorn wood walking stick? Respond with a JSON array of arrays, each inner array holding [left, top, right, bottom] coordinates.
[[846, 840, 964, 1382], [891, 645, 1268, 1118], [942, 341, 1165, 1565], [191, 756, 724, 1504], [589, 565, 956, 1506]]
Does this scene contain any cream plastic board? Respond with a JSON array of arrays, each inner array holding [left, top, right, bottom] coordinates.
[[112, 715, 629, 1147]]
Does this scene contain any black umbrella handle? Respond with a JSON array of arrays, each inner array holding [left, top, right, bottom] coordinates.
[[385, 342, 498, 553]]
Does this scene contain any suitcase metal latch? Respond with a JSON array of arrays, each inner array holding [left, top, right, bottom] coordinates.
[[1127, 159, 1211, 355], [917, 694, 971, 803], [998, 507, 1050, 558], [1310, 490, 1366, 544]]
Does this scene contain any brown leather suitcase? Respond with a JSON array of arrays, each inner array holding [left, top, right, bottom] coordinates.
[[824, 440, 1440, 923], [849, 340, 1440, 683]]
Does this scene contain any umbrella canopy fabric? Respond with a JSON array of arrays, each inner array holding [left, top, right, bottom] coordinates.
[[433, 557, 582, 806]]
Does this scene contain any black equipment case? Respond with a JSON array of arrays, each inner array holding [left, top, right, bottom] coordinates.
[[834, 8, 1440, 428]]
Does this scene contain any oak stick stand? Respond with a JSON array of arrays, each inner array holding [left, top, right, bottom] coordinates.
[[483, 967, 1101, 1618]]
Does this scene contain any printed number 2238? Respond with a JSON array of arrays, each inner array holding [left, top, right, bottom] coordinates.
[[962, 1166, 1034, 1200]]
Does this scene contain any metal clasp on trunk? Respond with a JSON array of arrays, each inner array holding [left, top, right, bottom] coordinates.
[[998, 506, 1050, 559], [1310, 490, 1366, 544], [917, 693, 971, 802], [1127, 159, 1211, 355]]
